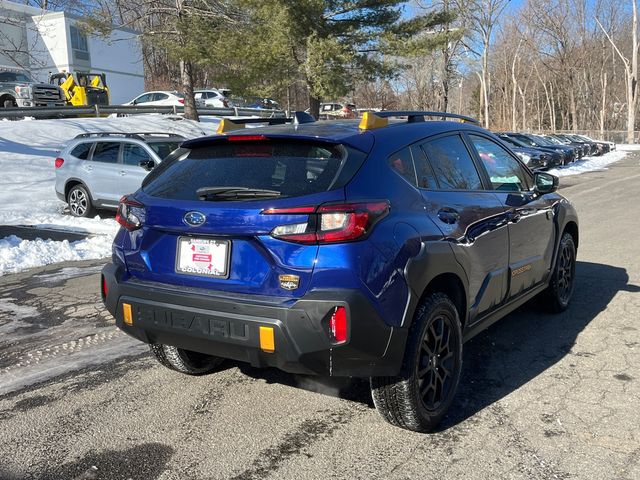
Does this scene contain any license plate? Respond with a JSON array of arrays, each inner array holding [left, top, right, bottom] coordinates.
[[176, 237, 230, 278]]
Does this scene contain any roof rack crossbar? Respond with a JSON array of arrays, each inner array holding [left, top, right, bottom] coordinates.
[[372, 111, 480, 125]]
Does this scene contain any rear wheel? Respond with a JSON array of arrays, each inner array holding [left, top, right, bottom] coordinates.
[[371, 293, 463, 432], [150, 344, 223, 375], [67, 184, 95, 217], [543, 232, 576, 312]]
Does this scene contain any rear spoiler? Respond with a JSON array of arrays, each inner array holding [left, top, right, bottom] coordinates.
[[217, 111, 315, 134]]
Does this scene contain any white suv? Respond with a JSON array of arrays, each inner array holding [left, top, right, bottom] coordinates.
[[54, 132, 185, 217]]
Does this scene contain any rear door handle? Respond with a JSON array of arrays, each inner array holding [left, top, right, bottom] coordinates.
[[437, 208, 460, 225], [119, 170, 126, 176]]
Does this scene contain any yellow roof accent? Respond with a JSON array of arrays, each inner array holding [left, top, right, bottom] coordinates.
[[359, 111, 388, 130], [217, 119, 246, 134]]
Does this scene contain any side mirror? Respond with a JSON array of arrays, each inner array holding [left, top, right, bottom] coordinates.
[[139, 160, 155, 171], [534, 171, 558, 194]]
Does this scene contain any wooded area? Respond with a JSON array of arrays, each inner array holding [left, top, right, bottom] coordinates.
[[5, 0, 640, 141]]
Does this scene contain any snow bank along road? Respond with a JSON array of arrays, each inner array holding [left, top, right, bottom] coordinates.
[[0, 114, 633, 276], [0, 116, 213, 276], [0, 154, 638, 479]]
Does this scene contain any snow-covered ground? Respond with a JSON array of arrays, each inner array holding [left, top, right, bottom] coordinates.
[[547, 149, 628, 177], [0, 115, 634, 275], [0, 115, 217, 275]]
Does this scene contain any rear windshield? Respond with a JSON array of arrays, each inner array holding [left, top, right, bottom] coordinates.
[[147, 141, 181, 160], [142, 140, 365, 201]]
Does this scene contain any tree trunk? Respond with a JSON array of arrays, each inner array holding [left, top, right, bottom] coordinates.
[[308, 92, 321, 119], [180, 59, 199, 122], [600, 71, 607, 138], [629, 0, 638, 144]]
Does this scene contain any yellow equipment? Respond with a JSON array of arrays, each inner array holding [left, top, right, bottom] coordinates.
[[49, 72, 110, 106]]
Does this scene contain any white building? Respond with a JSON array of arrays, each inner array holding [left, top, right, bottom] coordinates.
[[0, 0, 144, 103]]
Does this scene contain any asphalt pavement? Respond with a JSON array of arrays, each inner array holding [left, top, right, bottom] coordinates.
[[0, 154, 639, 480]]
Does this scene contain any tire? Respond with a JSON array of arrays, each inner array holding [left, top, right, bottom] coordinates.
[[2, 97, 17, 108], [67, 184, 95, 218], [149, 344, 223, 375], [543, 232, 576, 313], [371, 292, 463, 432]]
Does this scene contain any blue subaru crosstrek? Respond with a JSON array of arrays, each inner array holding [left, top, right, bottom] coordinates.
[[102, 111, 578, 432]]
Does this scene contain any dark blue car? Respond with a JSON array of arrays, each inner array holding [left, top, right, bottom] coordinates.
[[102, 111, 579, 432]]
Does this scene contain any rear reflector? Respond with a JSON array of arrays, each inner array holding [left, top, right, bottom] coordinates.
[[330, 307, 347, 343], [259, 326, 275, 353], [101, 276, 108, 299], [55, 158, 64, 168], [123, 303, 133, 325]]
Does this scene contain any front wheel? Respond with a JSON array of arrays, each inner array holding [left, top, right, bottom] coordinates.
[[150, 344, 223, 375], [371, 292, 463, 432], [543, 232, 576, 312]]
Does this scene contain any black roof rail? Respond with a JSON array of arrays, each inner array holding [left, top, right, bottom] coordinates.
[[74, 132, 185, 140], [372, 110, 480, 125]]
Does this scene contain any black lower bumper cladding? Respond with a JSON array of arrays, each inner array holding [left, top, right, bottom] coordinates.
[[101, 263, 406, 377]]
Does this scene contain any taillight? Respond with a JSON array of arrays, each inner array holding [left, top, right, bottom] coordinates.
[[55, 157, 64, 168], [330, 306, 348, 343], [263, 201, 389, 244], [115, 195, 144, 231], [223, 99, 229, 107], [178, 98, 185, 104]]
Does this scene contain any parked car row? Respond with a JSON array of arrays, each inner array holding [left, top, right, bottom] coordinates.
[[124, 88, 233, 109], [496, 132, 615, 171]]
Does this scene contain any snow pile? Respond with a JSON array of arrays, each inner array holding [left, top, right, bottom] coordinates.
[[0, 115, 213, 276], [0, 235, 114, 275], [547, 150, 628, 177], [617, 144, 640, 151]]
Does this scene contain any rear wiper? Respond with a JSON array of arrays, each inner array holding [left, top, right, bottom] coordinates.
[[196, 186, 282, 201]]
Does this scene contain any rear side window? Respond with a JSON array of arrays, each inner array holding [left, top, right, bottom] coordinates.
[[143, 141, 366, 201], [71, 143, 92, 160], [387, 148, 417, 186], [92, 142, 120, 164], [422, 135, 483, 190], [411, 144, 438, 189]]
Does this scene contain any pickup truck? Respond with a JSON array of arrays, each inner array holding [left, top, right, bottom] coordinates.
[[0, 70, 66, 108]]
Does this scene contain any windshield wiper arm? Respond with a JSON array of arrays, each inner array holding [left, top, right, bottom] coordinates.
[[196, 186, 282, 201]]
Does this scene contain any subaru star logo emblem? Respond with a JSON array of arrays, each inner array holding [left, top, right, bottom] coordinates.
[[183, 211, 206, 227]]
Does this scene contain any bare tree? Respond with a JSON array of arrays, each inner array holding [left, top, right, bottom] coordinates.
[[597, 1, 638, 144]]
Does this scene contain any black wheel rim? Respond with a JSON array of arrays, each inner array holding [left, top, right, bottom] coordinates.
[[417, 313, 456, 411], [556, 243, 575, 304]]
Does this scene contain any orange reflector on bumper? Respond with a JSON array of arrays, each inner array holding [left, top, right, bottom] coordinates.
[[123, 303, 133, 325], [259, 326, 275, 353]]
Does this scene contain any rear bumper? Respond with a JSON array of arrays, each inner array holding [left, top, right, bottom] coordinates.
[[101, 263, 406, 377]]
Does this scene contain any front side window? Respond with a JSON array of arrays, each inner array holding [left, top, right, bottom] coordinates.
[[387, 148, 417, 186], [122, 144, 151, 166], [422, 135, 483, 190], [92, 142, 120, 164], [469, 135, 530, 192]]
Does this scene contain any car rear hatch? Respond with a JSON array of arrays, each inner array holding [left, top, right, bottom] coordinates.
[[119, 135, 369, 299]]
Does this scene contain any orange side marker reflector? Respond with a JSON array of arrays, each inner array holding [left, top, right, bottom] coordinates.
[[123, 303, 133, 326], [259, 326, 275, 353]]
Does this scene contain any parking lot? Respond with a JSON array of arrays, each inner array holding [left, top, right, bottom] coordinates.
[[0, 152, 639, 480]]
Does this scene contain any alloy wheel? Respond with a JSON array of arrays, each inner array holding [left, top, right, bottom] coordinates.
[[556, 242, 575, 304], [417, 313, 456, 411], [69, 188, 87, 216]]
